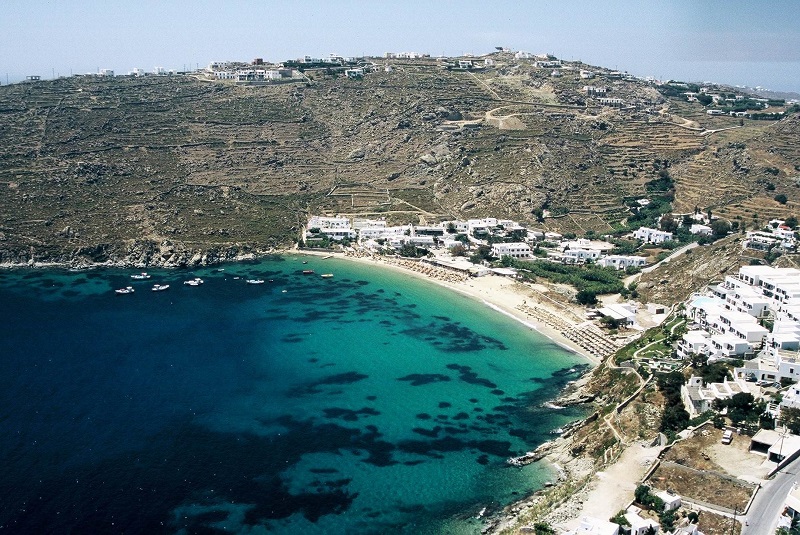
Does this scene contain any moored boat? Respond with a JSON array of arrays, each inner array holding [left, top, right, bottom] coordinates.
[[183, 277, 204, 286], [246, 279, 265, 285], [321, 273, 334, 278], [115, 286, 135, 295], [151, 284, 170, 292], [302, 270, 314, 275], [130, 272, 151, 280]]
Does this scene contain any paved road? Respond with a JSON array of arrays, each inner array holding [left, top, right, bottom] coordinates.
[[743, 458, 800, 534], [640, 242, 699, 274]]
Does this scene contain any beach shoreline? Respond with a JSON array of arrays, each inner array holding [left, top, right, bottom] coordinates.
[[295, 248, 602, 367]]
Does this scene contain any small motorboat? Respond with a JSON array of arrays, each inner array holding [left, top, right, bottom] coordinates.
[[302, 270, 314, 275], [130, 272, 151, 280], [321, 273, 334, 278], [115, 286, 135, 295], [183, 278, 204, 286], [151, 284, 170, 292], [246, 279, 265, 285]]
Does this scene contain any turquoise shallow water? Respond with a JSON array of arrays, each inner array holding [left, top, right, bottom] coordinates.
[[0, 256, 587, 533]]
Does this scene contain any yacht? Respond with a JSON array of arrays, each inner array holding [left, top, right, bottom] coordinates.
[[115, 286, 135, 295], [151, 284, 170, 292], [183, 278, 204, 286], [246, 279, 265, 285], [130, 272, 151, 280]]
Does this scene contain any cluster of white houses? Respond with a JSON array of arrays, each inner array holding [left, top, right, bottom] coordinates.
[[744, 219, 797, 252], [678, 265, 800, 419], [306, 215, 653, 270]]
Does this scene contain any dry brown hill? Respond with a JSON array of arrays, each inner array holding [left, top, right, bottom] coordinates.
[[1, 55, 798, 266]]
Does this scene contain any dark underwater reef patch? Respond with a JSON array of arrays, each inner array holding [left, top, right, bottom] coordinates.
[[400, 318, 507, 353], [0, 417, 377, 533], [397, 373, 451, 387], [287, 371, 369, 397], [323, 407, 381, 421], [446, 364, 497, 389]]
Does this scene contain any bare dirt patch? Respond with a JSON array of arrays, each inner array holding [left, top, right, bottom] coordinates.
[[697, 509, 741, 535], [649, 460, 754, 511], [662, 426, 769, 479]]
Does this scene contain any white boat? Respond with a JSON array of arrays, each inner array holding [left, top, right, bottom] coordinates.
[[321, 273, 334, 278], [130, 272, 151, 280], [246, 279, 265, 285], [151, 284, 170, 292], [115, 286, 135, 295], [183, 278, 204, 286]]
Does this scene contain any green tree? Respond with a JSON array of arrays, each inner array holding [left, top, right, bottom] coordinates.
[[711, 219, 732, 239], [450, 244, 467, 257], [660, 214, 678, 233], [634, 485, 651, 504], [576, 289, 598, 306], [775, 193, 789, 205], [781, 407, 800, 434]]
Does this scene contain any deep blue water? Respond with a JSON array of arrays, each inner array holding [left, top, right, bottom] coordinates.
[[0, 256, 587, 533]]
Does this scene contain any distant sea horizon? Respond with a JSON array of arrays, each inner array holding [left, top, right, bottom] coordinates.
[[0, 255, 587, 533]]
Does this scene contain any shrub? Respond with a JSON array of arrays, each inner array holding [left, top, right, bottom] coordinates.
[[775, 193, 789, 204]]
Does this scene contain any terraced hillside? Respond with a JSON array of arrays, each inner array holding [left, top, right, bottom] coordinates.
[[0, 54, 798, 265]]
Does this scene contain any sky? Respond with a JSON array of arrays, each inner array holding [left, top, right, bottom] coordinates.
[[1, 0, 799, 92]]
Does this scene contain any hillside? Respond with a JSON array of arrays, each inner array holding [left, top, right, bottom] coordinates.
[[1, 54, 798, 266]]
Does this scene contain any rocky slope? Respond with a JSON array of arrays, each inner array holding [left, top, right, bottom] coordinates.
[[1, 54, 798, 266]]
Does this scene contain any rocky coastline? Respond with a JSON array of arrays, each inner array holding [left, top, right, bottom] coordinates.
[[0, 240, 278, 270]]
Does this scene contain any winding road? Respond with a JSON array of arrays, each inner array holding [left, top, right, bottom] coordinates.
[[743, 456, 800, 534]]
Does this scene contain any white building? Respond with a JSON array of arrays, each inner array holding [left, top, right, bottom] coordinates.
[[654, 490, 682, 512], [491, 243, 532, 259], [782, 482, 800, 522], [677, 330, 711, 359], [689, 224, 712, 236], [308, 216, 350, 230], [598, 97, 625, 107], [99, 69, 114, 77], [562, 248, 601, 264], [584, 85, 607, 96], [597, 255, 647, 270], [624, 506, 660, 535], [682, 375, 755, 417], [633, 227, 673, 244], [566, 516, 620, 535], [358, 225, 410, 241], [306, 215, 356, 241]]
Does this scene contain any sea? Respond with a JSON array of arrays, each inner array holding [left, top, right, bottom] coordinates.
[[0, 255, 588, 534]]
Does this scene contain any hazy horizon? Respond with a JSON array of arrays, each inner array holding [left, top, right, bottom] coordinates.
[[2, 0, 799, 93]]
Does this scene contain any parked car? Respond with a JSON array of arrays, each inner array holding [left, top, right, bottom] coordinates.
[[722, 430, 733, 445]]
